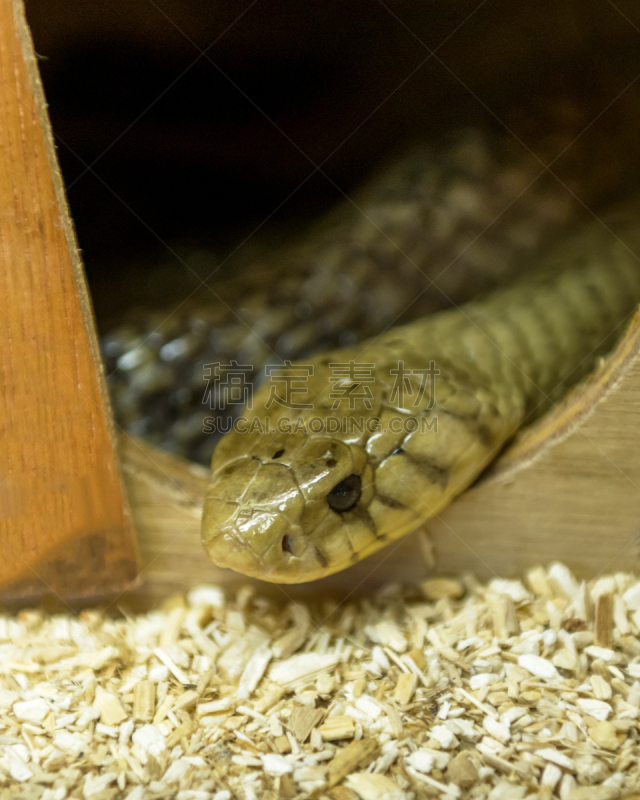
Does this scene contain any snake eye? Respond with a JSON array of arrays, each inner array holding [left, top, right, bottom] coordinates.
[[327, 474, 362, 512]]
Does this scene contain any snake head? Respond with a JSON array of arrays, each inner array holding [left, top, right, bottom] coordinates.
[[200, 340, 501, 582], [201, 424, 389, 582]]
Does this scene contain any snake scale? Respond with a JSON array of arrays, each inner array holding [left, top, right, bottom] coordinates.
[[101, 106, 640, 583]]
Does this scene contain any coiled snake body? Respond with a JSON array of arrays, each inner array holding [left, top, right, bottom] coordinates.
[[202, 208, 640, 582]]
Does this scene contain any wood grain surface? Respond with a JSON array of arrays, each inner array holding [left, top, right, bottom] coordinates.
[[0, 0, 137, 600]]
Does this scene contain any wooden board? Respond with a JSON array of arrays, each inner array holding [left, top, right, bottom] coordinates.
[[118, 307, 640, 606], [0, 0, 137, 600]]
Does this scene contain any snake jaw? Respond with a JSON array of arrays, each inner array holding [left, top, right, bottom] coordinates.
[[201, 510, 330, 582], [202, 454, 341, 581]]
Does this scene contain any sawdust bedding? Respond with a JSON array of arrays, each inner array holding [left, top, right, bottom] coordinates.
[[1, 562, 640, 800]]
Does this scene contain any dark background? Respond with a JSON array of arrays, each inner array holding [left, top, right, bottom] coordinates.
[[24, 0, 640, 317]]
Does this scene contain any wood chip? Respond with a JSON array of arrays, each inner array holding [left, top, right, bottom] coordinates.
[[594, 593, 614, 649], [589, 720, 620, 751], [328, 738, 380, 787], [392, 672, 417, 704], [537, 748, 575, 770], [165, 720, 193, 749], [517, 653, 559, 680], [133, 680, 155, 722], [272, 628, 306, 659], [238, 645, 272, 697], [420, 577, 465, 600], [174, 688, 199, 710], [269, 652, 341, 687], [407, 647, 425, 670], [93, 686, 127, 726], [566, 787, 621, 800], [446, 750, 479, 787], [318, 714, 356, 741], [153, 647, 190, 684], [346, 772, 406, 800], [275, 734, 291, 753], [289, 705, 325, 742]]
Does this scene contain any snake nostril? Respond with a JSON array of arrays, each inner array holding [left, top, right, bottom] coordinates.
[[282, 535, 294, 554]]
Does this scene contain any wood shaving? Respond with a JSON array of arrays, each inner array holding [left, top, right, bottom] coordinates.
[[2, 563, 640, 798]]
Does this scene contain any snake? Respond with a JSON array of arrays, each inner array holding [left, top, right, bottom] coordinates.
[[201, 207, 640, 582], [100, 94, 640, 583]]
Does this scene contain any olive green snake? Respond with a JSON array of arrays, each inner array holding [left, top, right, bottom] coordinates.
[[202, 205, 640, 582], [101, 116, 640, 583]]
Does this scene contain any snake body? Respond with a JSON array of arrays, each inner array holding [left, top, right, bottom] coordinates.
[[202, 206, 640, 582]]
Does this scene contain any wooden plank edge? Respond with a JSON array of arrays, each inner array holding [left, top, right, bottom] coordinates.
[[0, 1, 139, 601]]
